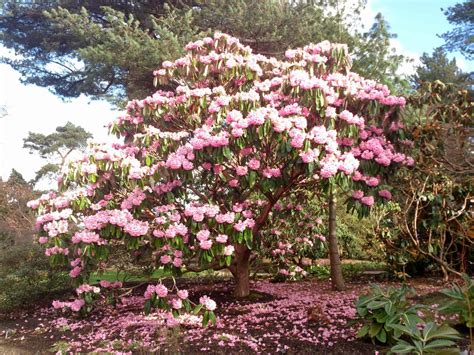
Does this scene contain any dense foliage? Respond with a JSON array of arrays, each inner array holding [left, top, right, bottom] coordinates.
[[356, 284, 423, 344], [0, 244, 70, 313], [23, 122, 92, 183], [28, 34, 411, 318], [390, 81, 473, 279], [0, 170, 37, 246], [440, 0, 474, 60], [0, 0, 408, 104]]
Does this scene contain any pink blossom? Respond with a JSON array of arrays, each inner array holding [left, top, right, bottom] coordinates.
[[233, 221, 247, 232], [160, 255, 172, 264], [360, 196, 374, 206], [196, 229, 210, 241], [248, 158, 261, 170], [236, 166, 248, 176], [229, 179, 239, 187], [70, 299, 85, 312], [171, 298, 183, 310], [70, 266, 82, 278], [155, 284, 168, 298], [352, 190, 364, 199], [124, 219, 149, 237], [216, 234, 228, 243], [173, 258, 183, 268], [199, 295, 217, 311], [366, 177, 380, 187], [378, 189, 392, 200], [200, 239, 213, 250], [224, 245, 234, 256], [177, 289, 189, 299]]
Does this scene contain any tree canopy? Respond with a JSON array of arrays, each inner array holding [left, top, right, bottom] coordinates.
[[23, 122, 92, 183], [440, 0, 474, 60], [0, 0, 409, 105], [413, 47, 473, 89]]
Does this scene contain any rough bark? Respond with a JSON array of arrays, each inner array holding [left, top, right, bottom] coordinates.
[[328, 186, 346, 291], [229, 243, 251, 298]]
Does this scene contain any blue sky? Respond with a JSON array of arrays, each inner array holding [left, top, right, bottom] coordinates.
[[370, 0, 472, 71], [0, 0, 472, 183]]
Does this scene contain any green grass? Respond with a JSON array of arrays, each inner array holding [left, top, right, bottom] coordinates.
[[89, 269, 170, 284], [89, 268, 223, 284], [308, 260, 387, 279]]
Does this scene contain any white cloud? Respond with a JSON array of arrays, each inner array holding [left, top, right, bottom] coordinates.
[[389, 39, 422, 76], [0, 63, 119, 184], [449, 55, 474, 72], [359, 0, 378, 31]]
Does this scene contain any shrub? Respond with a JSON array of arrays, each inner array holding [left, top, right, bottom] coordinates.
[[0, 244, 70, 313], [29, 33, 412, 316], [438, 273, 474, 350], [389, 322, 460, 354], [356, 284, 423, 344]]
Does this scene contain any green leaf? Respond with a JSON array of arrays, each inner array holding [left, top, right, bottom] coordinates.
[[375, 328, 387, 343], [222, 146, 232, 159], [424, 324, 460, 341], [193, 304, 203, 315], [375, 312, 389, 323], [369, 323, 383, 337], [387, 323, 411, 336], [209, 311, 217, 325], [390, 340, 416, 354], [367, 300, 387, 310], [248, 171, 257, 188], [356, 324, 370, 338], [202, 310, 209, 326], [144, 300, 151, 315], [145, 155, 152, 166], [423, 339, 457, 350]]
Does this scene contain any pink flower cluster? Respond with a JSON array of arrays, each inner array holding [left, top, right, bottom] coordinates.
[[199, 295, 217, 311], [76, 284, 100, 295], [45, 246, 69, 256], [52, 299, 85, 312], [121, 187, 146, 210], [154, 180, 182, 195], [72, 230, 102, 244], [144, 284, 169, 299]]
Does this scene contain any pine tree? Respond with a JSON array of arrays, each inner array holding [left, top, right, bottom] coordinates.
[[440, 0, 474, 60], [413, 47, 473, 89], [23, 122, 92, 183], [1, 0, 409, 105]]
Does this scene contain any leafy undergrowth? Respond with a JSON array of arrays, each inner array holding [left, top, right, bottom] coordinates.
[[0, 278, 467, 354]]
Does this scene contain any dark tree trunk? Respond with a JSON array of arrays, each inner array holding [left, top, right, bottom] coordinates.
[[328, 187, 346, 291], [229, 243, 251, 298]]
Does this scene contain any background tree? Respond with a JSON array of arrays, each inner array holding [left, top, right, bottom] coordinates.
[[0, 170, 37, 246], [413, 47, 473, 89], [354, 13, 408, 92], [0, 1, 201, 104], [23, 122, 92, 184], [0, 0, 409, 105], [391, 81, 473, 279], [440, 0, 474, 60]]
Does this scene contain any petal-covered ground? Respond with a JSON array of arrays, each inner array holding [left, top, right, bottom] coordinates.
[[0, 278, 452, 354]]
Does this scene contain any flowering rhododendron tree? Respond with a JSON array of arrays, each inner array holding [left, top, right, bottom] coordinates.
[[29, 33, 412, 318]]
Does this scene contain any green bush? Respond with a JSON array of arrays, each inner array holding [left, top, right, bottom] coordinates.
[[0, 244, 71, 313], [356, 284, 423, 344], [389, 322, 460, 354], [438, 273, 474, 350]]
